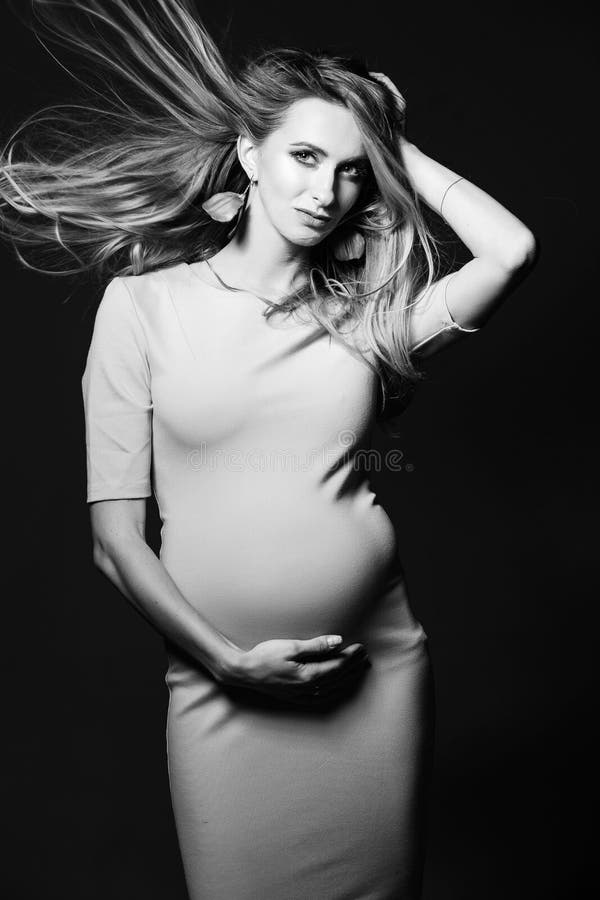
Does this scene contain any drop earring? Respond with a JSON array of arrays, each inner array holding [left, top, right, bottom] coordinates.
[[331, 228, 366, 262], [201, 174, 257, 237]]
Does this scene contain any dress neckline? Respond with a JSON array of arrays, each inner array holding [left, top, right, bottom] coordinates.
[[187, 259, 284, 310], [185, 260, 377, 371]]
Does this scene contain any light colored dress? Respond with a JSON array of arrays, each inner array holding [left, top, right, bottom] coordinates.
[[81, 258, 470, 899]]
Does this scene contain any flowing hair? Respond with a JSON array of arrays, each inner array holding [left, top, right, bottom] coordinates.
[[0, 0, 450, 434]]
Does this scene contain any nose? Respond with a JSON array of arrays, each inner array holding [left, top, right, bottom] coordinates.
[[311, 168, 336, 211]]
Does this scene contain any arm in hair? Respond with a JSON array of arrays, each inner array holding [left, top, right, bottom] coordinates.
[[402, 138, 538, 337], [402, 139, 536, 269], [89, 498, 241, 681]]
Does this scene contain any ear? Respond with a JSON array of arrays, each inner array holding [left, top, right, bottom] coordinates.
[[236, 134, 258, 180]]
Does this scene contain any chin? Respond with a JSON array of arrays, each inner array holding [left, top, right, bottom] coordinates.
[[288, 229, 327, 248]]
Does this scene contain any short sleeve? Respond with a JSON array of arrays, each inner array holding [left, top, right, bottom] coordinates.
[[410, 272, 480, 358], [81, 277, 153, 503]]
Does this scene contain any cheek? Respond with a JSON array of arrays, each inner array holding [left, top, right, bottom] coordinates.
[[340, 183, 362, 213], [265, 156, 305, 200]]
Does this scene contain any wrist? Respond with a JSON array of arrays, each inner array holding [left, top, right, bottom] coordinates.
[[212, 642, 246, 685], [400, 138, 421, 158]]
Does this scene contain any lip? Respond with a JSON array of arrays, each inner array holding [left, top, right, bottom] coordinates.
[[295, 208, 332, 227]]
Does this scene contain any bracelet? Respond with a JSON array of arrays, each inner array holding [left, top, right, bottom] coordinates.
[[439, 176, 464, 219]]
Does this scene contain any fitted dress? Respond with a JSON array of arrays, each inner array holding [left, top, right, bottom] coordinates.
[[81, 259, 470, 900]]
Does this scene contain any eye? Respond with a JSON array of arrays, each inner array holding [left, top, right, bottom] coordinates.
[[290, 150, 317, 166], [340, 163, 369, 181], [290, 150, 369, 181]]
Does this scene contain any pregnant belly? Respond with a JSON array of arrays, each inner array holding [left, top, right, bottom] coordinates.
[[160, 491, 399, 650]]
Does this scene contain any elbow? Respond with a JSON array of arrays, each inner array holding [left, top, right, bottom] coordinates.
[[92, 540, 112, 574], [504, 229, 540, 272], [91, 528, 146, 573], [91, 529, 122, 572]]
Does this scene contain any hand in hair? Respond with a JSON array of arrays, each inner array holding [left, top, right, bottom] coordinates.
[[368, 71, 406, 112], [369, 71, 407, 139]]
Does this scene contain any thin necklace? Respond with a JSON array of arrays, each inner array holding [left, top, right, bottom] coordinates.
[[204, 257, 282, 309], [203, 257, 340, 343]]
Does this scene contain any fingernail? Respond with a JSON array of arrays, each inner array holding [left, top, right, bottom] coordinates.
[[327, 635, 343, 648]]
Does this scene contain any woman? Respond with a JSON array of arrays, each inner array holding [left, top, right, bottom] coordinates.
[[1, 2, 537, 897]]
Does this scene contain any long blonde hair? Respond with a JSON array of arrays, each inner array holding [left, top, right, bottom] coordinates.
[[1, 0, 450, 432]]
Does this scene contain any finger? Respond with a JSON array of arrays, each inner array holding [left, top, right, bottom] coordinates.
[[298, 645, 367, 681], [289, 672, 367, 709], [313, 664, 370, 702], [368, 72, 406, 107], [312, 649, 370, 688], [290, 635, 344, 659], [260, 657, 371, 707], [296, 656, 369, 698], [298, 657, 348, 682]]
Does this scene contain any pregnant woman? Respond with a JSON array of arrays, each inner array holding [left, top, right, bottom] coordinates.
[[0, 2, 537, 897]]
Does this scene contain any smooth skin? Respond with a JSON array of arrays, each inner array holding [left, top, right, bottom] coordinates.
[[205, 95, 372, 299], [90, 82, 536, 705]]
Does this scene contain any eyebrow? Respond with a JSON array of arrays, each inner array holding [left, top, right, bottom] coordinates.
[[288, 141, 369, 165]]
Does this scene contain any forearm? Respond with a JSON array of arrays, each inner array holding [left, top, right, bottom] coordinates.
[[401, 140, 536, 269], [93, 536, 241, 681]]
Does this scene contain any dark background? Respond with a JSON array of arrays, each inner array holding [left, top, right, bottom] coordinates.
[[2, 2, 594, 898]]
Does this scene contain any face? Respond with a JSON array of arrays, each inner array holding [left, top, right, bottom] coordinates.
[[240, 97, 370, 248]]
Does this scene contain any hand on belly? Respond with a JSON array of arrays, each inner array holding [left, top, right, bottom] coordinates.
[[161, 499, 398, 648]]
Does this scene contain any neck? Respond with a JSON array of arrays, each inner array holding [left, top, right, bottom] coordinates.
[[209, 196, 311, 298]]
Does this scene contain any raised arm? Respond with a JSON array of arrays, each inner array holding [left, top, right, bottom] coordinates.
[[369, 70, 538, 357], [403, 138, 538, 356]]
